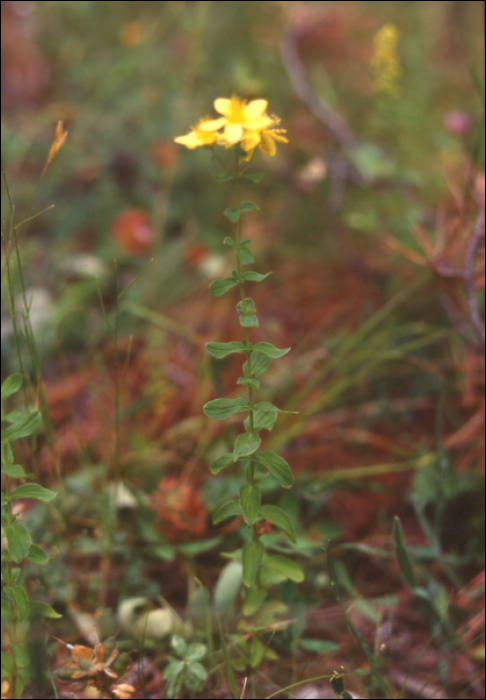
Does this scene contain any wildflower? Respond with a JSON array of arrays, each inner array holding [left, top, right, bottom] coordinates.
[[241, 114, 289, 160], [174, 117, 222, 149], [371, 23, 401, 97], [213, 96, 273, 146]]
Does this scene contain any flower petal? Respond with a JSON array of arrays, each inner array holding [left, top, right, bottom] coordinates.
[[259, 132, 277, 156], [198, 117, 226, 131], [214, 98, 233, 116], [224, 123, 244, 145], [244, 99, 268, 118]]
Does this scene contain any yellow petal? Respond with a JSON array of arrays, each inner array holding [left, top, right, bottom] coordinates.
[[270, 132, 289, 144], [244, 100, 268, 118], [242, 131, 262, 151], [214, 98, 233, 116], [245, 115, 273, 131], [224, 123, 244, 145], [258, 132, 277, 156], [198, 117, 226, 131]]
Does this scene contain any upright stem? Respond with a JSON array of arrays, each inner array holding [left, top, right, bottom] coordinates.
[[233, 155, 258, 538], [3, 467, 19, 699]]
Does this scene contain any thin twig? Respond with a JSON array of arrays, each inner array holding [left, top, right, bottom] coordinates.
[[280, 25, 355, 149], [464, 197, 485, 350]]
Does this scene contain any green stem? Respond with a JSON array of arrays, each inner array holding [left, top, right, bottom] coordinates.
[[3, 467, 19, 700], [234, 155, 258, 538]]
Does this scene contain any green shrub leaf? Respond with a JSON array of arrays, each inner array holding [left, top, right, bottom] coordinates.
[[242, 540, 264, 587], [244, 351, 270, 378], [240, 201, 259, 213], [26, 544, 50, 564], [10, 483, 57, 503], [4, 585, 30, 621], [239, 485, 261, 525], [233, 433, 261, 461], [1, 464, 27, 478], [255, 451, 294, 488], [224, 207, 241, 223], [215, 173, 235, 182], [203, 398, 248, 420], [258, 504, 296, 542], [252, 342, 290, 358], [248, 402, 278, 431], [1, 374, 23, 400], [5, 523, 32, 563], [242, 271, 272, 283], [213, 500, 241, 525], [264, 554, 304, 582], [209, 453, 234, 475], [238, 247, 254, 265], [1, 599, 14, 621], [206, 342, 246, 359], [238, 314, 259, 328], [209, 278, 238, 297], [5, 409, 41, 441], [28, 600, 62, 619], [237, 377, 260, 390], [243, 173, 263, 183]]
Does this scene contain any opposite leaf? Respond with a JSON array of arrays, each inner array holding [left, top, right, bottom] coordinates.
[[206, 342, 246, 359], [242, 540, 264, 587], [255, 451, 294, 488], [1, 373, 23, 400], [233, 433, 261, 461], [209, 278, 238, 297], [212, 500, 242, 525], [258, 504, 296, 543], [239, 485, 261, 525], [10, 483, 57, 503], [203, 398, 248, 420]]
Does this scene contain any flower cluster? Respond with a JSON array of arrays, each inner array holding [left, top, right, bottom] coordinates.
[[371, 23, 401, 97], [174, 96, 288, 160]]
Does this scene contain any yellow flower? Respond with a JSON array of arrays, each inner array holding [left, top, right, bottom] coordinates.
[[174, 118, 223, 149], [213, 96, 273, 146], [241, 116, 289, 161], [371, 23, 401, 97]]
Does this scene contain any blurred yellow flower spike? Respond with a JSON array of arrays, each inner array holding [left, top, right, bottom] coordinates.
[[371, 23, 401, 97], [174, 118, 223, 149]]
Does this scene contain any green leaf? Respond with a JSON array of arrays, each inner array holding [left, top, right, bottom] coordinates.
[[1, 374, 23, 400], [239, 485, 261, 526], [4, 585, 30, 621], [28, 600, 62, 619], [243, 587, 267, 616], [203, 398, 248, 420], [252, 342, 290, 358], [1, 442, 14, 468], [242, 271, 272, 283], [238, 313, 259, 328], [12, 643, 30, 669], [236, 298, 256, 314], [240, 201, 259, 213], [242, 540, 264, 587], [5, 523, 32, 563], [26, 544, 50, 564], [244, 351, 270, 378], [5, 409, 41, 441], [238, 247, 254, 265], [299, 639, 340, 653], [209, 278, 238, 297], [255, 451, 294, 488], [206, 342, 246, 359], [1, 464, 27, 478], [213, 500, 241, 525], [209, 453, 234, 475], [393, 516, 417, 588], [171, 635, 187, 657], [164, 659, 185, 681], [10, 483, 57, 503], [237, 377, 260, 390], [264, 554, 304, 582], [258, 505, 296, 543], [243, 173, 263, 183], [215, 173, 235, 182], [233, 433, 261, 461], [214, 561, 243, 616], [224, 207, 240, 223], [186, 642, 207, 663], [249, 402, 279, 431], [1, 599, 14, 621], [187, 661, 208, 682]]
